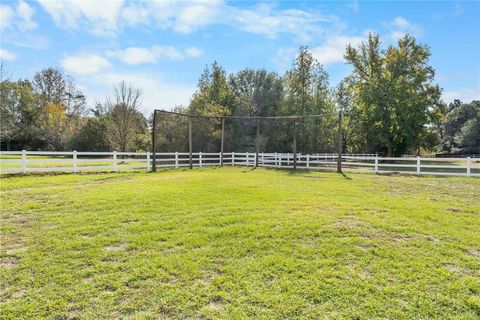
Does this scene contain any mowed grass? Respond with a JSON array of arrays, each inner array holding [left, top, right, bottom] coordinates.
[[1, 168, 479, 319]]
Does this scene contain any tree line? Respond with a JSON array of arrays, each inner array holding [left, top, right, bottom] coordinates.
[[1, 33, 479, 156]]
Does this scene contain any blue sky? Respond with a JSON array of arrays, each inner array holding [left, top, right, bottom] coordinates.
[[0, 0, 479, 114]]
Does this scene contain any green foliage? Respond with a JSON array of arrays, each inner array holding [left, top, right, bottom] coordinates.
[[344, 33, 443, 156], [68, 118, 110, 152], [0, 79, 40, 150], [442, 100, 480, 154], [2, 40, 470, 156]]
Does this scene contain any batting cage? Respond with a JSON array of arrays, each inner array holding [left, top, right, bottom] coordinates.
[[151, 110, 343, 171]]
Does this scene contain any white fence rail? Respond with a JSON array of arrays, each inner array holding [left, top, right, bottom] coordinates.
[[0, 151, 478, 177]]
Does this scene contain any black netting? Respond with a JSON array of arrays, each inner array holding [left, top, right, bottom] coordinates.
[[153, 111, 340, 156]]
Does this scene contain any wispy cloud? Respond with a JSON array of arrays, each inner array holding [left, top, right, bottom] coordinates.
[[310, 34, 366, 65], [16, 0, 37, 31], [0, 4, 14, 30], [0, 0, 48, 50], [453, 3, 464, 16], [347, 1, 359, 13], [0, 0, 37, 31], [273, 32, 367, 71], [388, 17, 423, 41], [37, 0, 337, 42], [37, 0, 124, 38], [0, 49, 17, 61], [107, 46, 203, 65], [229, 3, 333, 42], [61, 53, 112, 76], [443, 85, 480, 104]]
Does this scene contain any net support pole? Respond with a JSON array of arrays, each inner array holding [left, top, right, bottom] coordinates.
[[255, 118, 260, 167], [151, 110, 157, 172], [220, 117, 225, 167], [188, 116, 193, 169], [337, 111, 343, 173], [293, 117, 297, 170]]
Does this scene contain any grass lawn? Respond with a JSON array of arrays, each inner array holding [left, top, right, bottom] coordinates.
[[1, 167, 479, 319]]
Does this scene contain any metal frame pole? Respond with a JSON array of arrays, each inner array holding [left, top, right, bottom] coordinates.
[[220, 117, 225, 167], [151, 110, 157, 172], [189, 116, 193, 169], [337, 111, 343, 173], [293, 118, 297, 169], [255, 117, 260, 167]]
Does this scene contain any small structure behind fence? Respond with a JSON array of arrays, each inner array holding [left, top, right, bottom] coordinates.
[[0, 151, 478, 177]]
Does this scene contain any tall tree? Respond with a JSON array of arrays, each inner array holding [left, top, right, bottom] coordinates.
[[32, 67, 86, 150], [344, 33, 443, 156], [187, 62, 232, 152], [103, 81, 147, 153], [284, 47, 335, 153], [229, 69, 285, 152]]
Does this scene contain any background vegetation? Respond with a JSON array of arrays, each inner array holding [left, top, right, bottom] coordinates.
[[1, 33, 479, 156]]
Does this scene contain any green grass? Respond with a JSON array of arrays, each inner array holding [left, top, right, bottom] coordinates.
[[1, 167, 479, 319], [0, 154, 149, 172]]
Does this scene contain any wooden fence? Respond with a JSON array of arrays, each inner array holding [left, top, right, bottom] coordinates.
[[0, 151, 478, 177]]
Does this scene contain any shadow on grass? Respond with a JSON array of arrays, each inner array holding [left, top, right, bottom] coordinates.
[[0, 171, 137, 179]]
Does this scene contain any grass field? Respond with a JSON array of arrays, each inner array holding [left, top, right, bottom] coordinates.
[[1, 167, 479, 319]]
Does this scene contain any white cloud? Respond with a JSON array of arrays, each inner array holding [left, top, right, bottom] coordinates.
[[348, 1, 359, 12], [3, 32, 50, 49], [443, 86, 480, 104], [273, 32, 367, 71], [185, 47, 203, 58], [38, 0, 124, 38], [0, 1, 37, 31], [231, 4, 332, 42], [174, 2, 220, 33], [388, 16, 423, 40], [121, 3, 149, 26], [108, 45, 202, 65], [108, 47, 158, 65], [61, 53, 112, 76], [0, 4, 14, 30], [37, 0, 336, 42], [16, 0, 37, 31], [310, 34, 365, 65], [0, 49, 17, 61]]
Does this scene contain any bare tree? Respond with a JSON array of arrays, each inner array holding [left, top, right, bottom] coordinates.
[[104, 81, 146, 152]]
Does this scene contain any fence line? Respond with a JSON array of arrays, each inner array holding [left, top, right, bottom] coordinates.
[[0, 151, 478, 177]]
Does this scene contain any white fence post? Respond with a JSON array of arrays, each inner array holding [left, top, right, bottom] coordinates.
[[199, 152, 203, 167], [306, 154, 310, 168], [246, 152, 249, 166], [146, 153, 151, 171], [466, 157, 471, 176], [73, 150, 78, 173], [374, 155, 378, 174], [232, 152, 235, 166], [416, 156, 421, 175], [175, 152, 178, 168], [261, 153, 264, 166], [21, 150, 27, 174], [113, 151, 118, 172], [274, 152, 278, 167]]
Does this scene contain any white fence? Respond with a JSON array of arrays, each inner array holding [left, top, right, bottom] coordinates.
[[0, 151, 478, 177]]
